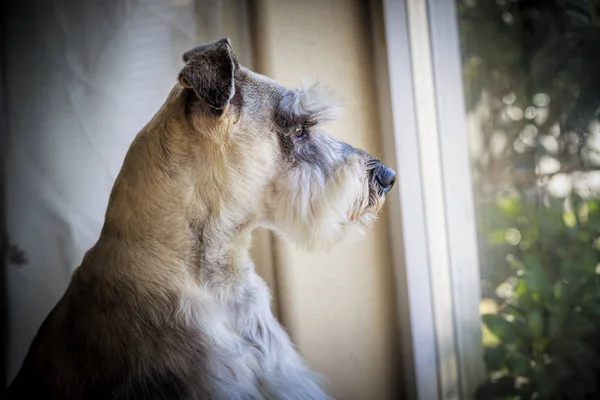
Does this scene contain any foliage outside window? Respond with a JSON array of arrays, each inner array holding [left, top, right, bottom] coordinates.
[[457, 1, 600, 398]]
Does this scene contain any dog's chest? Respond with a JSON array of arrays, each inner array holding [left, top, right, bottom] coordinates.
[[183, 273, 286, 372]]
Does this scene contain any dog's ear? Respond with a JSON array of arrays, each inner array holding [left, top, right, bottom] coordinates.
[[179, 38, 237, 115]]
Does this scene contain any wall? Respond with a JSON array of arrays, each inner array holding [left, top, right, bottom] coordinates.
[[250, 1, 401, 398]]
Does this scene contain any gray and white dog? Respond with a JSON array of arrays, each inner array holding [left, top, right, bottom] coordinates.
[[7, 38, 396, 400]]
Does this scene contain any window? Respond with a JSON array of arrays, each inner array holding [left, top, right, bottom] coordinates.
[[458, 1, 600, 399], [380, 0, 600, 399]]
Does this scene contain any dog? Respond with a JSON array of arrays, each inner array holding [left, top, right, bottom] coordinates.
[[6, 38, 396, 399]]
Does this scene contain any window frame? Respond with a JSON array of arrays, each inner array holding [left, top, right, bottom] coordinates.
[[375, 0, 485, 398]]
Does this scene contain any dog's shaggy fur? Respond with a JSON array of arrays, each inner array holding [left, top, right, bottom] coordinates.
[[6, 38, 395, 400]]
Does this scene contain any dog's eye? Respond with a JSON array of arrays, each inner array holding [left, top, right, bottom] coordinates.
[[294, 125, 307, 139]]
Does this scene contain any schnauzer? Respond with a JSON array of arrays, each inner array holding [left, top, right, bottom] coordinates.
[[7, 38, 396, 400]]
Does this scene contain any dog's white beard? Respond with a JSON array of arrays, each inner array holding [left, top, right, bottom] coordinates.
[[268, 159, 372, 251]]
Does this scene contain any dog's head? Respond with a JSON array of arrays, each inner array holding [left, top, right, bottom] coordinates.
[[177, 38, 395, 250]]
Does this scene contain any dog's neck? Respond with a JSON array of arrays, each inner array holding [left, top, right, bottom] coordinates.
[[188, 210, 257, 285], [101, 88, 257, 292]]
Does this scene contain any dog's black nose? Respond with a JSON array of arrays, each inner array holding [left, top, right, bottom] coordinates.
[[375, 165, 396, 194]]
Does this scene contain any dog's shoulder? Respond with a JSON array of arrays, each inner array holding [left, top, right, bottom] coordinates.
[[6, 264, 207, 400]]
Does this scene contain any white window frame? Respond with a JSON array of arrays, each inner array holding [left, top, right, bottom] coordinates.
[[373, 0, 485, 399]]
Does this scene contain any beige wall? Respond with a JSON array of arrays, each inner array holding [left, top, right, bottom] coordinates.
[[250, 1, 401, 398]]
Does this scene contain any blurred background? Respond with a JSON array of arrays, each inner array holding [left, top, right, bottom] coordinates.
[[2, 0, 600, 399]]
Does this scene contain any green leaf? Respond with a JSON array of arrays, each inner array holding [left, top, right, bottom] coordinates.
[[487, 231, 506, 245], [497, 197, 521, 218], [587, 200, 599, 214], [482, 314, 525, 348], [553, 281, 565, 300], [527, 308, 545, 339], [523, 253, 552, 304], [506, 352, 531, 375], [563, 210, 578, 228], [484, 346, 508, 370]]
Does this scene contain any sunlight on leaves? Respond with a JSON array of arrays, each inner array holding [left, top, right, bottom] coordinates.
[[562, 210, 577, 227], [504, 228, 522, 245]]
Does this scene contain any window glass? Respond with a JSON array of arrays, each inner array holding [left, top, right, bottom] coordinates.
[[456, 1, 600, 398]]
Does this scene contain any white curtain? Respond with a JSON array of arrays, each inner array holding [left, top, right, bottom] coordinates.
[[3, 0, 255, 383]]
